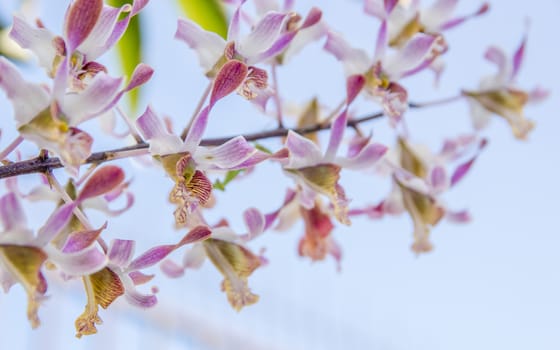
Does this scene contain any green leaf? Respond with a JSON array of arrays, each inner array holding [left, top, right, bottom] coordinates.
[[213, 170, 243, 191], [177, 0, 228, 39], [107, 0, 143, 115]]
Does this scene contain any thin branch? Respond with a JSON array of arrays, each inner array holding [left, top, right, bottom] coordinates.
[[0, 111, 384, 179]]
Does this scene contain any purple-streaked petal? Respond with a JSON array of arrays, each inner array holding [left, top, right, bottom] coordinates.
[[250, 31, 297, 64], [124, 63, 154, 92], [446, 209, 471, 223], [285, 130, 323, 168], [177, 226, 212, 246], [160, 259, 184, 278], [0, 193, 27, 231], [78, 0, 147, 60], [337, 142, 387, 169], [210, 60, 248, 105], [175, 18, 226, 73], [237, 12, 288, 59], [78, 166, 125, 201], [62, 223, 107, 253], [9, 15, 57, 71], [227, 0, 245, 42], [439, 3, 489, 31], [48, 245, 108, 276], [346, 75, 365, 105], [196, 136, 255, 169], [224, 150, 270, 170], [450, 139, 487, 187], [107, 239, 135, 267], [0, 57, 50, 126], [121, 274, 157, 307], [184, 106, 210, 151], [374, 20, 388, 60], [64, 0, 103, 52], [484, 46, 508, 79], [128, 271, 154, 285], [36, 203, 75, 246], [242, 208, 265, 241], [136, 106, 170, 140], [61, 72, 123, 125], [511, 34, 526, 80], [324, 31, 371, 76], [365, 0, 398, 19], [128, 245, 176, 271], [384, 33, 438, 78], [429, 165, 448, 194], [325, 110, 348, 162]]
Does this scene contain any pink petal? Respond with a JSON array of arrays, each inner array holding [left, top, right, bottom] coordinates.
[[78, 0, 147, 60], [385, 33, 438, 77], [128, 245, 176, 271], [62, 224, 107, 253], [184, 106, 210, 151], [242, 208, 265, 241], [0, 57, 50, 126], [61, 72, 123, 125], [346, 75, 365, 105], [484, 46, 508, 79], [177, 226, 212, 246], [78, 166, 125, 201], [128, 271, 154, 285], [337, 142, 387, 169], [450, 139, 487, 187], [324, 31, 370, 76], [511, 34, 526, 80], [439, 3, 489, 31], [210, 60, 249, 105], [285, 130, 323, 168], [196, 136, 256, 169], [160, 259, 184, 278], [108, 239, 135, 267], [430, 165, 448, 193], [64, 0, 103, 52], [446, 209, 472, 223], [325, 110, 348, 162], [0, 193, 27, 232], [236, 12, 288, 59], [364, 0, 398, 19], [175, 18, 226, 73], [124, 63, 154, 92], [49, 245, 108, 276], [124, 288, 157, 308], [9, 15, 57, 71], [36, 203, 75, 246]]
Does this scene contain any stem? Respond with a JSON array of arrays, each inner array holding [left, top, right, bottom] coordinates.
[[180, 82, 212, 140], [271, 63, 284, 128], [116, 106, 143, 143], [46, 172, 109, 252], [0, 94, 459, 180], [0, 135, 24, 161], [0, 111, 384, 179]]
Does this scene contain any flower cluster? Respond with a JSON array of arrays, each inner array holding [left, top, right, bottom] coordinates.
[[0, 0, 546, 337]]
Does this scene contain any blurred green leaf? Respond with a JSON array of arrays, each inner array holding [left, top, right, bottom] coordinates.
[[177, 0, 228, 39], [213, 170, 243, 191], [107, 0, 143, 115]]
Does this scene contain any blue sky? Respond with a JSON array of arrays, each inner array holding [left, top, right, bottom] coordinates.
[[0, 0, 559, 349]]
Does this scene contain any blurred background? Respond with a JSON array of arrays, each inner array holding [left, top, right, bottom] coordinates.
[[0, 0, 559, 349]]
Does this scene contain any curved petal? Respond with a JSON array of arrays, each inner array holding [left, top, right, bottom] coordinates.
[[324, 31, 371, 76], [107, 239, 135, 267], [0, 57, 50, 126], [61, 72, 123, 125], [384, 33, 438, 78], [175, 18, 226, 74], [337, 142, 387, 169], [285, 130, 323, 168], [47, 245, 108, 276], [9, 15, 57, 71], [195, 136, 256, 169], [64, 0, 103, 52]]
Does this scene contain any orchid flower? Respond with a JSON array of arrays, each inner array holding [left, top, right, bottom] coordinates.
[[0, 192, 107, 328], [136, 104, 266, 228], [175, 0, 322, 102], [324, 13, 442, 122], [10, 0, 148, 88], [161, 219, 264, 311], [365, 0, 488, 49], [280, 109, 387, 224], [74, 226, 210, 337], [0, 57, 152, 174], [360, 135, 485, 253], [462, 36, 548, 139]]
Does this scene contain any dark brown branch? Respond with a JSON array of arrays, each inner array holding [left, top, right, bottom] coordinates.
[[0, 111, 384, 179]]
